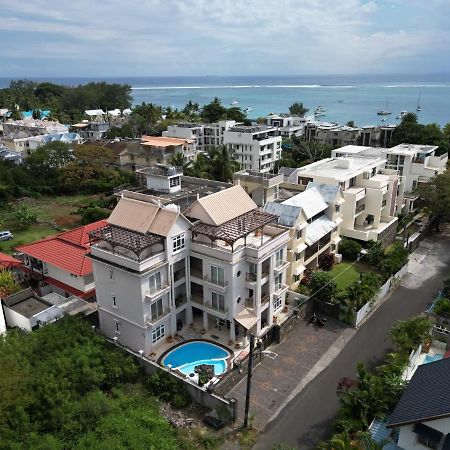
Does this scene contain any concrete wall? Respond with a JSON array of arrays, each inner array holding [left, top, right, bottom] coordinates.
[[46, 264, 92, 292], [3, 306, 33, 331]]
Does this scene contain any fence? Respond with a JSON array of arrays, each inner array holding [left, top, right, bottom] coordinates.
[[407, 217, 436, 252], [354, 263, 409, 327], [107, 339, 238, 422]]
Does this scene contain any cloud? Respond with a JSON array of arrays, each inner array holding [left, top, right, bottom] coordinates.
[[0, 0, 448, 76]]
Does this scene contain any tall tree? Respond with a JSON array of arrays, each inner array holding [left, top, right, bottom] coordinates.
[[201, 97, 227, 123], [288, 102, 309, 117], [207, 145, 240, 182]]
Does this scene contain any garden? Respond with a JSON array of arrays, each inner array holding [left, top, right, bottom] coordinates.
[[297, 237, 410, 326]]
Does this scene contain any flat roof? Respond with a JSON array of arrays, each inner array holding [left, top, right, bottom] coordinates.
[[6, 296, 51, 318], [388, 143, 438, 155], [335, 145, 371, 154], [297, 156, 386, 182]]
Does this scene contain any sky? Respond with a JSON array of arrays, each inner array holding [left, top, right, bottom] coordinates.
[[1, 0, 449, 77]]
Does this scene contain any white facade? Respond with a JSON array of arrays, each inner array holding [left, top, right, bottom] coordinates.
[[223, 125, 282, 173], [267, 114, 311, 138], [0, 305, 6, 334], [295, 156, 403, 243], [397, 418, 450, 450]]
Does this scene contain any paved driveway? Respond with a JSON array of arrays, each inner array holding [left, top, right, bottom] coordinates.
[[228, 317, 351, 430], [254, 226, 450, 450]]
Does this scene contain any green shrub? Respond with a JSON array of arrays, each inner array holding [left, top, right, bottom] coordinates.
[[310, 271, 337, 303], [339, 238, 362, 261], [145, 370, 191, 408], [434, 297, 450, 318], [377, 243, 409, 279], [390, 316, 432, 353]]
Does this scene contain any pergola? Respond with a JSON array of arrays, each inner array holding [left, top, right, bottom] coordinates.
[[191, 209, 278, 251], [89, 224, 164, 260]]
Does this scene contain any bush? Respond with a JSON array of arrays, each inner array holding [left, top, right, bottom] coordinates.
[[365, 240, 383, 266], [434, 297, 450, 318], [339, 238, 362, 261], [341, 272, 382, 311], [390, 316, 432, 353], [377, 243, 409, 279], [319, 253, 334, 271], [14, 204, 37, 227], [145, 370, 191, 408], [310, 271, 337, 303]]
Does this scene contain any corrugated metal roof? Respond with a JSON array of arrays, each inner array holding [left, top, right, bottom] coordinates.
[[186, 185, 257, 226], [234, 308, 258, 329], [108, 197, 159, 233], [148, 209, 179, 237], [387, 358, 450, 427], [306, 182, 340, 203], [305, 215, 337, 245], [282, 187, 328, 219], [264, 202, 302, 227]]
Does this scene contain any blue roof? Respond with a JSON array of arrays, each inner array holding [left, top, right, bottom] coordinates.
[[370, 416, 400, 449], [21, 109, 51, 119]]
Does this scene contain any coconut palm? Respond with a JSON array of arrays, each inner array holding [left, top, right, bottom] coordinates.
[[170, 152, 192, 173], [207, 145, 240, 182]]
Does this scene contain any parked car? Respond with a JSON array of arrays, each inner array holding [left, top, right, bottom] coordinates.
[[0, 231, 13, 241]]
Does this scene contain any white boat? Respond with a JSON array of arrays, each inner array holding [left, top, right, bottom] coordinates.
[[230, 100, 239, 105], [416, 92, 422, 112], [396, 110, 408, 119], [244, 106, 253, 112], [377, 98, 391, 115], [314, 106, 326, 116]]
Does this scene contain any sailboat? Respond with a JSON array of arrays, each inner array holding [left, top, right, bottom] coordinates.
[[416, 92, 422, 112], [377, 98, 391, 116]]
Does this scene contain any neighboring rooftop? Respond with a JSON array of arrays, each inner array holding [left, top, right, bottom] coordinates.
[[306, 182, 342, 204], [388, 143, 439, 155], [140, 135, 190, 147], [387, 357, 450, 428], [16, 220, 107, 276], [0, 252, 22, 269], [282, 187, 328, 220], [138, 165, 182, 178], [228, 125, 276, 133], [2, 288, 51, 318], [263, 202, 303, 228], [297, 156, 386, 182]]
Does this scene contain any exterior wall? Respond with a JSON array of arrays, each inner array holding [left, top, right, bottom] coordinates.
[[45, 264, 92, 293], [3, 306, 34, 331], [0, 305, 5, 333], [397, 418, 450, 450]]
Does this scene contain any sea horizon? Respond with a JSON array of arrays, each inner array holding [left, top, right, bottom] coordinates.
[[1, 73, 449, 127]]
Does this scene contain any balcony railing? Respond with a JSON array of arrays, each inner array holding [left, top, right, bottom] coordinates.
[[175, 296, 187, 308], [174, 269, 186, 282], [245, 298, 254, 309], [355, 203, 365, 214], [204, 302, 228, 314], [261, 294, 270, 305], [246, 271, 269, 282], [203, 275, 228, 287], [191, 293, 203, 304], [147, 308, 170, 324], [274, 283, 288, 294], [190, 267, 203, 279], [145, 283, 170, 299]]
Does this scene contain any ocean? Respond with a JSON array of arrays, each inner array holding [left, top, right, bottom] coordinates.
[[1, 74, 449, 127]]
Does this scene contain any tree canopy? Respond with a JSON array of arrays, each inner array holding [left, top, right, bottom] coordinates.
[[418, 171, 450, 228], [288, 102, 309, 117]]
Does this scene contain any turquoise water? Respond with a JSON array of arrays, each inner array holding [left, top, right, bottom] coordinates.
[[423, 354, 443, 364], [1, 74, 450, 126], [162, 341, 230, 376]]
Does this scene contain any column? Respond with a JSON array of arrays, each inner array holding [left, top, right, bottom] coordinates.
[[202, 311, 208, 331], [229, 320, 235, 342], [268, 255, 274, 327]]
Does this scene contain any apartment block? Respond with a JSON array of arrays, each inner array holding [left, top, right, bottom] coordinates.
[[223, 125, 282, 172], [89, 186, 290, 355], [233, 170, 284, 206]]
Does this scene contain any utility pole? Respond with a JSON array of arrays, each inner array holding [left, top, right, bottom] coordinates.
[[243, 333, 255, 429]]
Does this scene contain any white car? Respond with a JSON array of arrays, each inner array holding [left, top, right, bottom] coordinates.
[[0, 231, 13, 241]]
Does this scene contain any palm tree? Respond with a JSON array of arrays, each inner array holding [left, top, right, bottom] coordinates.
[[320, 431, 387, 450], [207, 145, 240, 182], [170, 152, 192, 174], [189, 153, 212, 179]]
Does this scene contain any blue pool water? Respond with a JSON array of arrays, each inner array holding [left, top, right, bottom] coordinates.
[[423, 354, 443, 364], [162, 341, 230, 376]]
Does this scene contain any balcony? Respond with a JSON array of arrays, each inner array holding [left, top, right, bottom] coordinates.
[[245, 298, 254, 309], [355, 203, 365, 215], [145, 284, 170, 300], [245, 271, 269, 286], [147, 308, 170, 324], [274, 259, 290, 272], [204, 302, 228, 315], [203, 275, 228, 292], [175, 296, 187, 309], [173, 269, 186, 283], [274, 283, 289, 295]]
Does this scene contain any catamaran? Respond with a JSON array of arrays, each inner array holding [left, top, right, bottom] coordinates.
[[377, 99, 391, 115]]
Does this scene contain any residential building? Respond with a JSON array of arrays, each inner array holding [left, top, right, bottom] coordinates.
[[2, 119, 69, 137], [89, 191, 193, 355], [266, 114, 309, 138], [223, 125, 282, 172], [89, 186, 290, 355], [27, 132, 83, 152], [137, 165, 183, 194], [264, 183, 343, 288], [138, 135, 195, 166], [387, 358, 450, 450], [233, 170, 284, 206], [0, 148, 22, 164], [294, 155, 403, 244], [71, 121, 110, 140], [185, 185, 290, 342], [2, 287, 93, 332], [203, 120, 238, 150], [333, 143, 448, 212], [16, 221, 107, 300]]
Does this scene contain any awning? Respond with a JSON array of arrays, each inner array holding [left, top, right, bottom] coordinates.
[[235, 308, 258, 330], [293, 265, 306, 276], [295, 243, 308, 253], [413, 423, 443, 443]]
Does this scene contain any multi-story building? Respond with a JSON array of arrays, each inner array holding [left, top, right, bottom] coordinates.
[[223, 125, 282, 172], [2, 119, 69, 137], [295, 155, 403, 244], [72, 121, 110, 140], [89, 186, 290, 354], [266, 114, 308, 138], [333, 143, 448, 212], [265, 184, 343, 288]]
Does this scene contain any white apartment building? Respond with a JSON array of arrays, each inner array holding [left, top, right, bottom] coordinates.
[[264, 184, 344, 289], [90, 186, 290, 355], [266, 114, 309, 138], [223, 125, 282, 173], [295, 156, 403, 244]]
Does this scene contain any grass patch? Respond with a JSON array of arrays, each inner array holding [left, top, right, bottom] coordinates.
[[0, 223, 57, 254], [330, 261, 374, 292]]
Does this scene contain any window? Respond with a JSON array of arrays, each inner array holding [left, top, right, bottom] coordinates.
[[335, 204, 341, 213], [417, 435, 439, 449], [151, 298, 164, 320], [112, 295, 117, 307], [294, 274, 300, 282], [152, 324, 165, 344], [211, 292, 225, 311], [273, 296, 282, 311], [296, 229, 302, 240], [169, 176, 180, 188], [172, 233, 185, 253], [115, 321, 120, 333], [211, 265, 225, 285], [275, 273, 283, 290], [109, 269, 114, 281], [149, 272, 162, 293], [295, 252, 302, 261], [349, 177, 356, 187], [275, 248, 284, 266]]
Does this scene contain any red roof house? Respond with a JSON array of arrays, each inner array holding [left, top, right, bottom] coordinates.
[[0, 252, 23, 270], [16, 220, 107, 299]]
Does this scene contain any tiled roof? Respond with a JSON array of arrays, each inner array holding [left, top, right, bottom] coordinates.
[[0, 252, 22, 269], [141, 136, 187, 147], [185, 185, 257, 226], [16, 221, 106, 277], [387, 358, 450, 427]]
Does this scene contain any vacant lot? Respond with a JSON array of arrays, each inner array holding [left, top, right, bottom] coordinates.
[[0, 194, 101, 253]]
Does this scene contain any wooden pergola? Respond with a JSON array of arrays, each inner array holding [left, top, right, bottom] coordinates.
[[89, 224, 164, 260], [191, 209, 278, 251]]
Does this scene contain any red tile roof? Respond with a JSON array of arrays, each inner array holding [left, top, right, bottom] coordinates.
[[0, 252, 23, 269], [16, 220, 107, 276]]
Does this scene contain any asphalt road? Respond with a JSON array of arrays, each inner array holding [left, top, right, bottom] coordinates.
[[254, 228, 450, 450]]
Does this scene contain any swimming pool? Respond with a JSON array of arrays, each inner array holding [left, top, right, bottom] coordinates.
[[423, 353, 443, 364], [161, 341, 231, 376]]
